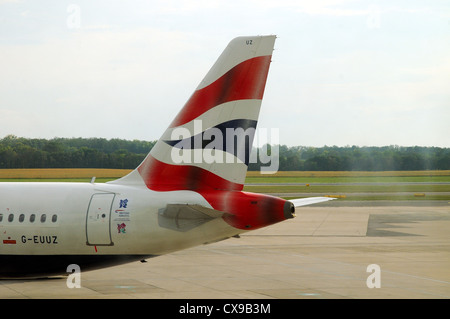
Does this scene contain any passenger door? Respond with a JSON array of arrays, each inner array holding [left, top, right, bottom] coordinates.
[[86, 193, 115, 246]]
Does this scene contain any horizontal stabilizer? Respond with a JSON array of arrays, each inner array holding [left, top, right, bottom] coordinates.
[[290, 197, 336, 207], [158, 204, 227, 232]]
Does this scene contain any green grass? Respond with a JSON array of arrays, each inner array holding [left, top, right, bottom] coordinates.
[[245, 176, 450, 184], [244, 172, 450, 201], [243, 171, 450, 201], [283, 194, 450, 201], [243, 184, 450, 193], [0, 178, 115, 183], [1, 169, 449, 202]]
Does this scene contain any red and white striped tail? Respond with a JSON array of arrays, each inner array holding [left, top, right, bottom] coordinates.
[[113, 36, 276, 191]]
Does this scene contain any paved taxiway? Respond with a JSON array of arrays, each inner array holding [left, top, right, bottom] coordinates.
[[0, 202, 449, 299]]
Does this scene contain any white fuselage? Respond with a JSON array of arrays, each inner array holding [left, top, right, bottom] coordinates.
[[0, 182, 241, 277]]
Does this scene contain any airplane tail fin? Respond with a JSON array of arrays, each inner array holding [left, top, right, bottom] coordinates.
[[112, 36, 276, 191]]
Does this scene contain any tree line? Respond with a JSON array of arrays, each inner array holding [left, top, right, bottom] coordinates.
[[249, 144, 450, 171], [0, 135, 449, 171], [0, 135, 155, 169]]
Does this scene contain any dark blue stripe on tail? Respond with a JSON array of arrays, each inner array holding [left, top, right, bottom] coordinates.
[[164, 119, 257, 165]]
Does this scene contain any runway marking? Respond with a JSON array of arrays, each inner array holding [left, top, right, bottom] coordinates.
[[312, 212, 329, 236], [115, 285, 136, 290], [379, 269, 450, 285], [297, 292, 321, 296]]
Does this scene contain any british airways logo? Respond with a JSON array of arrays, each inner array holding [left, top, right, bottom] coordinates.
[[3, 237, 16, 244]]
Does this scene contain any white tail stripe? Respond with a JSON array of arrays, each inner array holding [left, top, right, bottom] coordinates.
[[150, 141, 248, 184], [196, 36, 276, 90], [160, 99, 262, 141]]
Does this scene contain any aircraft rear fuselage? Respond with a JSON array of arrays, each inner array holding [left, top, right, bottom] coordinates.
[[0, 182, 243, 277]]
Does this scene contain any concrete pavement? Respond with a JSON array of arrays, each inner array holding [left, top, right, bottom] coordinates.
[[0, 205, 449, 299]]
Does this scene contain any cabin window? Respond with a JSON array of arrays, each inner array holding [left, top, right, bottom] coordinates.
[[0, 213, 58, 224]]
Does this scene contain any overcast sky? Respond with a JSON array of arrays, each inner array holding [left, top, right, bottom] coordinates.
[[1, 0, 449, 147]]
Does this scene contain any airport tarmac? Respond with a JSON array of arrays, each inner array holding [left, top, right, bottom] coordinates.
[[0, 203, 449, 299]]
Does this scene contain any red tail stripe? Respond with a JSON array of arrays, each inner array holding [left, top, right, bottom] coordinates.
[[137, 155, 243, 191], [137, 157, 288, 230], [199, 190, 288, 230], [170, 55, 272, 127]]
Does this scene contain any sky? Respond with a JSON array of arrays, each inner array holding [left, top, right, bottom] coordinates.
[[0, 0, 449, 147]]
